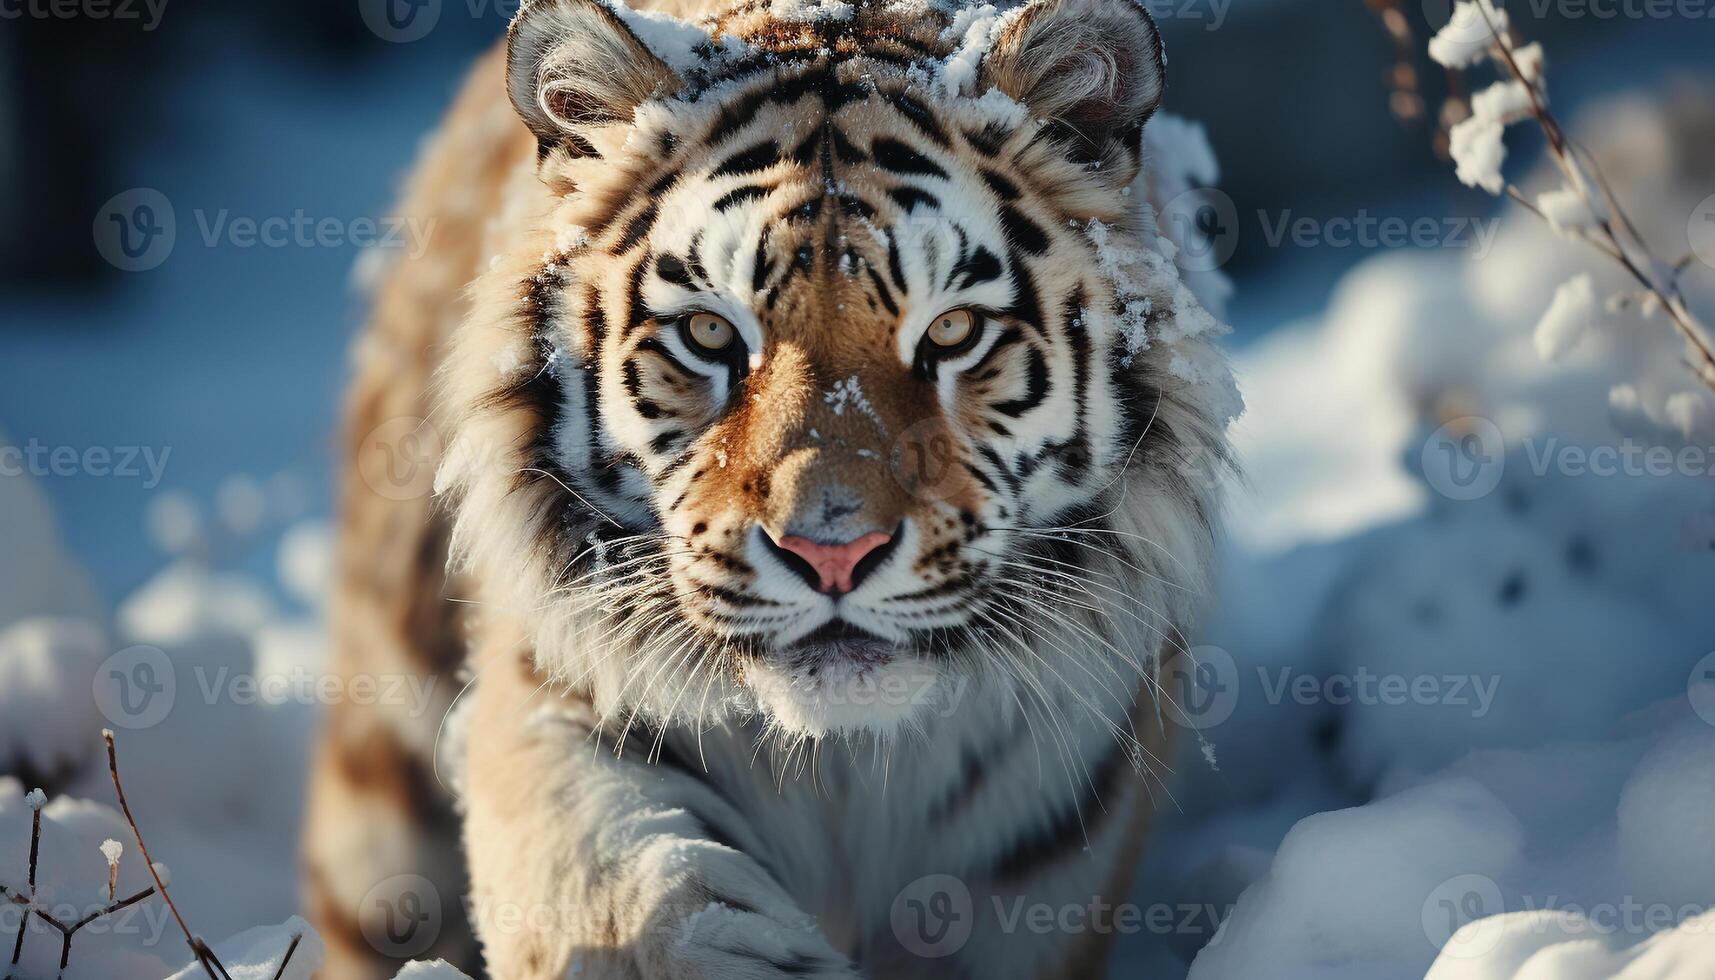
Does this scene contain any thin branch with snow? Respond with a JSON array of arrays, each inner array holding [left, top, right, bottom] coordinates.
[[1415, 0, 1715, 396], [2, 786, 158, 980]]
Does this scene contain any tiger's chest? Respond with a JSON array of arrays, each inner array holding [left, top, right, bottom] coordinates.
[[654, 683, 1158, 976]]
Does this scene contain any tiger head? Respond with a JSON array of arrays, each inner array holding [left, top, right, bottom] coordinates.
[[441, 0, 1237, 742]]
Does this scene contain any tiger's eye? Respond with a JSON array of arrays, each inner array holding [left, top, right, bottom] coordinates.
[[927, 309, 976, 348], [685, 312, 736, 353]]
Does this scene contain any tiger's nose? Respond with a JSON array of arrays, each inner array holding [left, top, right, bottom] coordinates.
[[765, 530, 895, 595]]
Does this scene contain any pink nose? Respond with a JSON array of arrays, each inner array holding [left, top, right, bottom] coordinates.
[[773, 532, 893, 594]]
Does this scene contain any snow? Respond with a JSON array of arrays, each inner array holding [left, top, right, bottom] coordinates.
[[1533, 274, 1599, 362], [1124, 92, 1715, 980], [1, 781, 179, 978], [1537, 184, 1604, 239], [1471, 80, 1535, 126], [0, 428, 103, 630], [1512, 43, 1546, 83], [1428, 1, 1509, 69], [163, 916, 323, 980], [216, 475, 269, 536], [0, 619, 111, 784], [392, 961, 475, 979], [1450, 116, 1508, 195], [275, 519, 333, 608]]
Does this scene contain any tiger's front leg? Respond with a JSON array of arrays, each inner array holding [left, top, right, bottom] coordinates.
[[462, 642, 862, 980]]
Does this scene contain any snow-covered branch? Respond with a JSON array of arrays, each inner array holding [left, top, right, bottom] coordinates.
[[1418, 0, 1715, 404]]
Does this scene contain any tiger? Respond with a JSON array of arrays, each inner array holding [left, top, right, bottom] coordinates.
[[301, 0, 1239, 976]]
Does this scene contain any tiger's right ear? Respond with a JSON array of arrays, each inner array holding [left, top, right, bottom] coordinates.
[[506, 0, 686, 153]]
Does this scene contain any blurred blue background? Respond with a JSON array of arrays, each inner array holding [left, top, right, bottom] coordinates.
[[2, 0, 1712, 600]]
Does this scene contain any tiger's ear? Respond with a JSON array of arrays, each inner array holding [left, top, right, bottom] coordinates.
[[506, 0, 687, 151], [981, 0, 1166, 151]]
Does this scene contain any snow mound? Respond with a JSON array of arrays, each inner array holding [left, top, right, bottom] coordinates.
[[0, 781, 177, 979], [0, 619, 111, 788], [1191, 706, 1715, 979], [393, 959, 476, 979], [164, 916, 323, 980]]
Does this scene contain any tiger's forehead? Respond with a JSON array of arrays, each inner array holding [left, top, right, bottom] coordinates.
[[686, 0, 960, 83], [622, 54, 1029, 356]]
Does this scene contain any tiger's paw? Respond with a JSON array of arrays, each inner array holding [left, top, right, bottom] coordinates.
[[663, 899, 863, 980]]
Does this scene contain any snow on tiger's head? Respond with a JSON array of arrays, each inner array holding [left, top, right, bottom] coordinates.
[[439, 0, 1240, 741]]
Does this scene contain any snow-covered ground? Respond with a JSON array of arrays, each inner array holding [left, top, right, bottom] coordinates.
[[4, 33, 1715, 980]]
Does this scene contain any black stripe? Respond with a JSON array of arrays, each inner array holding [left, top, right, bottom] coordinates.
[[838, 194, 876, 220], [951, 244, 1003, 289], [969, 326, 1025, 377], [1004, 247, 1045, 331], [871, 137, 948, 179], [648, 168, 681, 197], [751, 236, 775, 294], [687, 234, 710, 283], [1052, 287, 1095, 479], [714, 185, 769, 211], [886, 236, 908, 294], [991, 739, 1131, 882], [656, 253, 693, 288], [980, 169, 1021, 202], [963, 124, 1010, 156], [888, 187, 939, 214], [790, 130, 820, 166], [866, 267, 899, 317], [711, 140, 780, 178], [962, 459, 999, 493], [623, 257, 651, 337], [581, 288, 624, 495], [650, 429, 683, 455], [976, 445, 1022, 495], [993, 345, 1050, 418], [831, 127, 868, 163], [621, 358, 667, 420], [614, 204, 658, 254], [927, 726, 1027, 825], [891, 93, 949, 146], [999, 205, 1051, 255]]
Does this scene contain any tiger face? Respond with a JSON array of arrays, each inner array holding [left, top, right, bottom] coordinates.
[[441, 0, 1235, 740]]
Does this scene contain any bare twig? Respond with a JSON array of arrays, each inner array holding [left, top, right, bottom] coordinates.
[[268, 933, 304, 980], [4, 794, 161, 980], [2, 735, 305, 979], [7, 800, 45, 973], [103, 731, 229, 980]]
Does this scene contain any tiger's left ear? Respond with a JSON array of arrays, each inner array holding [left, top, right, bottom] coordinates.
[[506, 0, 688, 153], [981, 0, 1166, 152]]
